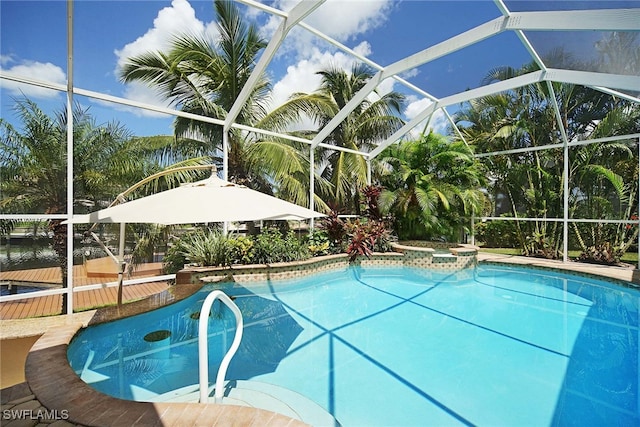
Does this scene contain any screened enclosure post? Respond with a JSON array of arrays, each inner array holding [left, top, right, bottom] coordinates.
[[366, 158, 372, 186], [309, 147, 315, 230], [117, 222, 126, 307], [471, 214, 475, 246], [546, 80, 570, 264], [223, 130, 229, 235], [65, 0, 74, 315], [563, 141, 569, 263], [222, 130, 229, 181]]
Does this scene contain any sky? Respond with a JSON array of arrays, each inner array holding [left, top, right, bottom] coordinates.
[[1, 0, 637, 139]]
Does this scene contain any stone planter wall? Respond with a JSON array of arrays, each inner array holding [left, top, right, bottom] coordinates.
[[176, 244, 478, 285]]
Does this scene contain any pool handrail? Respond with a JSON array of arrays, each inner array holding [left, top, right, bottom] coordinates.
[[198, 290, 244, 404]]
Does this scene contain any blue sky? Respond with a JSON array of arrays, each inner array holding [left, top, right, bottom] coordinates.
[[1, 0, 636, 138]]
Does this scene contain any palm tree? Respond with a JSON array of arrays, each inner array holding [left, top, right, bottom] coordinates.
[[255, 63, 405, 213], [120, 2, 408, 215], [120, 0, 333, 223], [0, 98, 210, 311], [0, 99, 139, 310], [119, 0, 271, 190], [456, 51, 639, 259], [376, 131, 486, 241], [569, 104, 640, 262]]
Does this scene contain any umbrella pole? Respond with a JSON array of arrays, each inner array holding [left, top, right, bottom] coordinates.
[[88, 230, 126, 309], [117, 223, 126, 308], [116, 260, 126, 309]]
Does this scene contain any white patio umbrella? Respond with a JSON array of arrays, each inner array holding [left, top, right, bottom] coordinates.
[[66, 174, 325, 225], [64, 174, 324, 308]]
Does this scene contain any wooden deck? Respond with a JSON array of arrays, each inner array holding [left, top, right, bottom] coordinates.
[[0, 258, 169, 320], [1, 257, 163, 286]]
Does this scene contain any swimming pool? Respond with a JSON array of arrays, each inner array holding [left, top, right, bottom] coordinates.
[[67, 264, 639, 426]]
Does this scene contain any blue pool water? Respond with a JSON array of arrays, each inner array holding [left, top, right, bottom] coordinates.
[[67, 265, 640, 426]]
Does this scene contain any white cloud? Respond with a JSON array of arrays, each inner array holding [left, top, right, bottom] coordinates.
[[0, 61, 65, 99], [404, 96, 450, 138], [91, 82, 173, 119], [430, 110, 450, 135], [399, 68, 420, 80], [1, 55, 14, 67], [303, 0, 393, 41], [112, 0, 395, 122], [269, 41, 373, 110], [375, 75, 396, 97], [114, 0, 206, 71], [114, 0, 212, 110], [259, 0, 393, 63], [267, 0, 393, 42]]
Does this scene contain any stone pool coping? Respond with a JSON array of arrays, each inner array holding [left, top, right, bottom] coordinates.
[[477, 252, 640, 287]]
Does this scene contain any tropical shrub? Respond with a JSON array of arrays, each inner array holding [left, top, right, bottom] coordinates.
[[361, 185, 384, 220], [474, 218, 520, 248], [455, 53, 640, 259], [306, 231, 331, 256], [572, 221, 634, 265], [576, 242, 621, 265], [163, 229, 231, 273], [163, 239, 190, 274], [228, 236, 254, 264], [251, 228, 310, 264], [525, 232, 560, 259], [377, 131, 486, 242]]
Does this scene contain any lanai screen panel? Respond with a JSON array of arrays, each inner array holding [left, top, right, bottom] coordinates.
[[504, 0, 640, 97], [0, 1, 67, 132], [568, 136, 639, 221]]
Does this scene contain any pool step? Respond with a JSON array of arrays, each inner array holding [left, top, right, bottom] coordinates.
[[152, 380, 339, 426]]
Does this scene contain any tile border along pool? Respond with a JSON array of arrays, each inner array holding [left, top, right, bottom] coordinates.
[[2, 251, 639, 426]]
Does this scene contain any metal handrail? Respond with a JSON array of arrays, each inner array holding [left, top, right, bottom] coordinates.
[[198, 290, 243, 404]]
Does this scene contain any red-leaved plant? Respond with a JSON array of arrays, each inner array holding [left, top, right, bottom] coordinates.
[[361, 185, 383, 220], [345, 219, 391, 261], [319, 210, 347, 254]]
